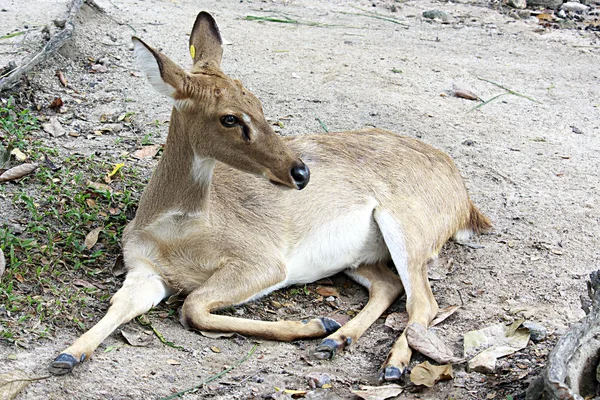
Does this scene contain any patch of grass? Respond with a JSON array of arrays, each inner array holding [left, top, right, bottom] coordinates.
[[0, 99, 146, 345]]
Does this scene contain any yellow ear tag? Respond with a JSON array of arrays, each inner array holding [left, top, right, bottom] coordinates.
[[190, 45, 196, 60]]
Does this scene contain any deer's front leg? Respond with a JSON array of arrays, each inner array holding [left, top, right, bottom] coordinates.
[[180, 261, 341, 341], [49, 266, 169, 375], [314, 263, 403, 359]]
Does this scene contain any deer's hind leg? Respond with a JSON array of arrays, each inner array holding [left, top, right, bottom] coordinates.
[[49, 265, 169, 375], [314, 262, 403, 359], [374, 209, 439, 381], [180, 261, 341, 341]]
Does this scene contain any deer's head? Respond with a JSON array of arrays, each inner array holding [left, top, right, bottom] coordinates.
[[132, 12, 310, 190]]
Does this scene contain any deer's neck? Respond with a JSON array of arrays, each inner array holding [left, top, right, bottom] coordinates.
[[134, 109, 215, 227]]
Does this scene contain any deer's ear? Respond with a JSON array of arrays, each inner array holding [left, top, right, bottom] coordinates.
[[132, 37, 187, 98], [189, 11, 223, 67]]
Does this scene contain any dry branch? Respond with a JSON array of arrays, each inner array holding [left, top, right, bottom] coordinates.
[[0, 0, 102, 92]]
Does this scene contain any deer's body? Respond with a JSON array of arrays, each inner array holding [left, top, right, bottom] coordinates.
[[50, 12, 490, 380], [125, 129, 472, 299]]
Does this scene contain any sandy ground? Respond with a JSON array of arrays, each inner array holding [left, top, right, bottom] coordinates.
[[1, 0, 599, 398]]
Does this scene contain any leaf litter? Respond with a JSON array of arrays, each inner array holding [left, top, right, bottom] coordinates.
[[410, 361, 453, 387], [351, 384, 403, 400], [406, 323, 463, 364], [0, 370, 50, 400], [464, 318, 530, 373]]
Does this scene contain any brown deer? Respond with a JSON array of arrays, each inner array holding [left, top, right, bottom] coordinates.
[[49, 11, 490, 380]]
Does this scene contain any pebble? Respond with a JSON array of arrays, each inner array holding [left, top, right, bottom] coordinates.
[[527, 0, 564, 9], [562, 1, 589, 12], [305, 389, 342, 400], [508, 0, 527, 9], [571, 125, 583, 134], [306, 372, 331, 388], [523, 321, 547, 342], [422, 10, 449, 21]]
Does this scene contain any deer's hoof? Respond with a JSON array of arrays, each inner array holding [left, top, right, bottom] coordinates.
[[319, 318, 341, 335], [379, 365, 404, 381], [314, 338, 340, 360], [49, 353, 78, 375]]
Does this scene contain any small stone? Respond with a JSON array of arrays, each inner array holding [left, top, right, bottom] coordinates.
[[422, 10, 449, 21], [526, 0, 564, 9], [305, 373, 331, 388], [508, 0, 527, 9], [462, 139, 475, 146], [562, 1, 589, 12], [325, 296, 335, 302], [523, 321, 547, 342], [571, 125, 583, 134], [468, 352, 496, 373], [305, 389, 342, 400]]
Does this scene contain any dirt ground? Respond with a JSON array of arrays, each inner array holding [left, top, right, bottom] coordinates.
[[1, 0, 599, 398]]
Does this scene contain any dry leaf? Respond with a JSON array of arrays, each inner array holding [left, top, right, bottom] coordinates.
[[384, 312, 408, 331], [200, 331, 235, 339], [453, 88, 480, 101], [10, 148, 27, 162], [410, 361, 453, 387], [536, 13, 554, 21], [85, 198, 96, 208], [73, 279, 98, 289], [121, 329, 153, 347], [42, 116, 66, 137], [87, 180, 113, 193], [431, 305, 460, 327], [132, 144, 162, 159], [0, 144, 10, 169], [406, 323, 463, 364], [210, 346, 221, 353], [0, 163, 38, 183], [84, 227, 103, 249], [0, 248, 5, 278], [0, 370, 48, 400], [91, 64, 109, 73], [49, 97, 64, 109], [56, 70, 68, 87], [112, 255, 126, 277], [14, 273, 24, 283], [166, 359, 180, 365], [464, 319, 530, 373], [315, 286, 339, 297], [351, 384, 403, 400]]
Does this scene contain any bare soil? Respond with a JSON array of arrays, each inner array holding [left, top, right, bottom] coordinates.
[[1, 0, 599, 399]]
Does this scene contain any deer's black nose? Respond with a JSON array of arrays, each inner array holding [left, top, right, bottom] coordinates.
[[290, 163, 310, 190]]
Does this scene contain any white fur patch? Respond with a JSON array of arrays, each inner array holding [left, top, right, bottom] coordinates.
[[133, 40, 177, 98], [374, 210, 411, 299], [242, 113, 251, 124], [453, 229, 473, 242], [173, 98, 194, 111], [345, 269, 372, 290], [284, 199, 388, 285], [191, 153, 216, 185]]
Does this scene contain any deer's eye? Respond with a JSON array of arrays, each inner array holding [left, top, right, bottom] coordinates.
[[220, 115, 238, 127]]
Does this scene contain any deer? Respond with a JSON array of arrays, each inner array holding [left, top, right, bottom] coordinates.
[[49, 11, 491, 380]]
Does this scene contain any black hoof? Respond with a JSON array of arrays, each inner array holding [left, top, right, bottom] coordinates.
[[379, 365, 404, 381], [49, 353, 78, 375], [314, 338, 340, 360], [319, 318, 341, 335]]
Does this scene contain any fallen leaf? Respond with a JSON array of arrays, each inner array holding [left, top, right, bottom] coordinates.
[[384, 312, 408, 331], [166, 359, 180, 365], [200, 331, 235, 339], [210, 346, 221, 353], [87, 180, 113, 193], [49, 97, 63, 109], [315, 286, 339, 297], [55, 70, 68, 86], [43, 155, 59, 171], [91, 64, 109, 73], [42, 116, 66, 137], [0, 163, 38, 183], [536, 13, 554, 21], [351, 384, 403, 400], [132, 144, 162, 159], [0, 248, 5, 278], [410, 361, 453, 387], [107, 163, 124, 178], [73, 279, 97, 289], [84, 227, 103, 249], [14, 273, 24, 283], [453, 88, 480, 101], [406, 323, 463, 364], [85, 198, 96, 208], [464, 319, 530, 373], [112, 255, 126, 277], [0, 370, 48, 400], [10, 148, 27, 162], [431, 305, 460, 327], [121, 329, 153, 347]]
